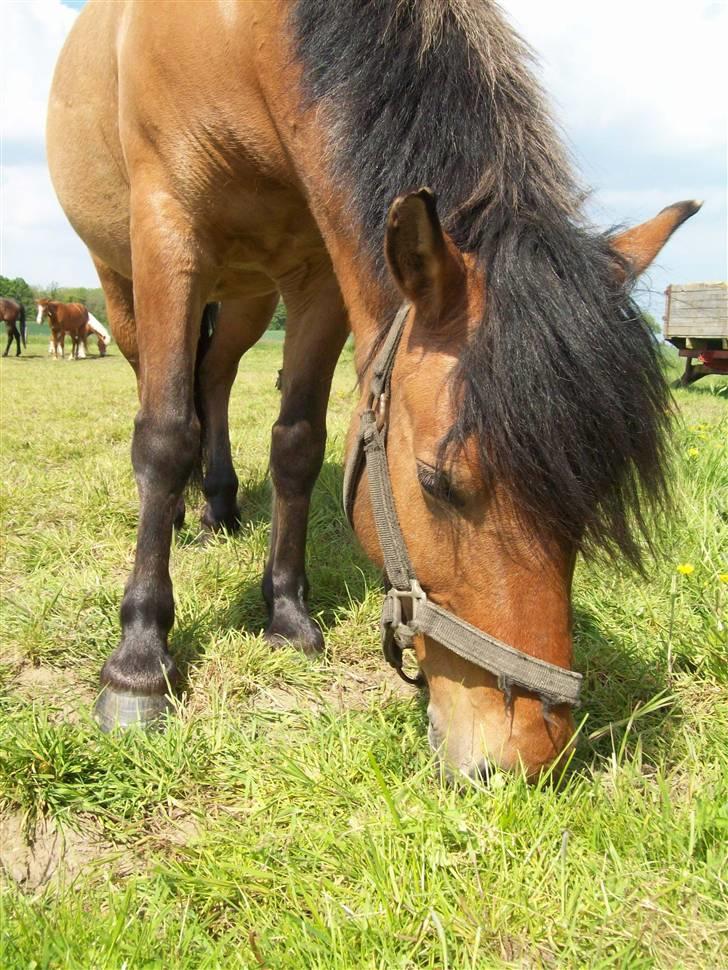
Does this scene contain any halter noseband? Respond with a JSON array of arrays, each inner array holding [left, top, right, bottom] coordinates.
[[342, 303, 582, 708]]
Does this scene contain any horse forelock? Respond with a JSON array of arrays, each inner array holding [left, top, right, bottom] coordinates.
[[292, 0, 670, 566]]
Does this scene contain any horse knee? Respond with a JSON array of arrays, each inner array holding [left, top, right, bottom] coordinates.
[[270, 418, 325, 498], [132, 412, 200, 495]]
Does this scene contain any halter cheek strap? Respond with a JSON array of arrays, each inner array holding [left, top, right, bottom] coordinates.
[[342, 303, 582, 708]]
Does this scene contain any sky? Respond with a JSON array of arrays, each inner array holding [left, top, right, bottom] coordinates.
[[1, 0, 726, 316]]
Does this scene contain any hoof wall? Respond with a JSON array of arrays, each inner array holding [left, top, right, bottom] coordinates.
[[94, 688, 173, 732], [263, 626, 324, 659]]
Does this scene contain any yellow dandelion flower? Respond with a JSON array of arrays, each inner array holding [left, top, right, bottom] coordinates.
[[677, 563, 694, 575], [719, 573, 728, 584], [687, 447, 700, 459]]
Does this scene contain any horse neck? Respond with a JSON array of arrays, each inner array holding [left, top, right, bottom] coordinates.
[[293, 190, 399, 374]]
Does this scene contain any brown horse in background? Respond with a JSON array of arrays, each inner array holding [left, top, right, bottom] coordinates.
[[1, 298, 27, 357], [47, 0, 700, 779], [36, 299, 90, 359]]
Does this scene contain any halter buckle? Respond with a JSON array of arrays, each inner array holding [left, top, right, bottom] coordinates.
[[381, 581, 427, 687], [386, 580, 427, 623]]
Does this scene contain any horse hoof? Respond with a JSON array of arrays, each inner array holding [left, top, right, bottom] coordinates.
[[263, 618, 324, 658], [201, 506, 240, 534], [93, 687, 173, 732]]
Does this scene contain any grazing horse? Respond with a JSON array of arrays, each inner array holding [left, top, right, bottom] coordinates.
[[36, 299, 91, 359], [47, 0, 699, 778], [1, 297, 27, 357], [54, 314, 111, 358], [80, 313, 112, 358]]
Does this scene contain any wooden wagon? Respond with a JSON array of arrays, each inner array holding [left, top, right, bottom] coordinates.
[[663, 282, 728, 387]]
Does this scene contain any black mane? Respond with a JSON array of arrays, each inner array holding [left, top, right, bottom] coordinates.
[[292, 0, 670, 566]]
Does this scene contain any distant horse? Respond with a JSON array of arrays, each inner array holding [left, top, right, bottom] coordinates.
[[1, 297, 27, 357], [78, 313, 112, 358], [48, 317, 110, 358], [36, 299, 90, 359], [48, 1, 699, 777], [87, 313, 112, 356]]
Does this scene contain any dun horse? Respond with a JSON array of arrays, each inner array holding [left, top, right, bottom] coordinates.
[[1, 298, 27, 357], [47, 0, 699, 778]]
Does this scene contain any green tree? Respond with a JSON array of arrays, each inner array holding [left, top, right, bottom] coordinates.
[[0, 275, 36, 320], [268, 300, 286, 331], [33, 284, 109, 326]]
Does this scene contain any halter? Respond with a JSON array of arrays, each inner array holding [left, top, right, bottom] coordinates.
[[342, 303, 582, 708]]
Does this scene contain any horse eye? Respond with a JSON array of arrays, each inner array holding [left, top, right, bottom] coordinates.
[[416, 462, 462, 507]]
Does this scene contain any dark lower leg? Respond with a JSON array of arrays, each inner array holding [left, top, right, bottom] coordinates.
[[3, 332, 10, 356], [100, 410, 199, 699], [263, 403, 328, 653], [201, 408, 240, 531], [93, 208, 203, 729], [262, 270, 347, 653], [198, 293, 277, 531], [93, 255, 189, 535]]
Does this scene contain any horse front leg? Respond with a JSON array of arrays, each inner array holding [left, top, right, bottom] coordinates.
[[2, 329, 11, 357], [262, 262, 348, 654], [94, 197, 206, 731], [93, 254, 187, 530], [197, 291, 278, 532]]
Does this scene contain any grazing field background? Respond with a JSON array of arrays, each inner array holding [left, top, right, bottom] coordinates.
[[1, 334, 726, 968]]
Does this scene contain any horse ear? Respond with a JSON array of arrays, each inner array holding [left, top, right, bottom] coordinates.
[[610, 200, 702, 279], [385, 188, 464, 312]]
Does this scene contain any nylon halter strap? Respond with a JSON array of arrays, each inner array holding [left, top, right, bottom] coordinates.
[[343, 303, 583, 708]]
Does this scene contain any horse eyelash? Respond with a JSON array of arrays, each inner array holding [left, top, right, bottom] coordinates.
[[416, 462, 462, 508]]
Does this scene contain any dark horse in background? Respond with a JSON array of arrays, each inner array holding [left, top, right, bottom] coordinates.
[[46, 0, 699, 779], [1, 298, 27, 357]]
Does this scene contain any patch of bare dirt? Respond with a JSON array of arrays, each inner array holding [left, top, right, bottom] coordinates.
[[8, 664, 95, 724], [0, 812, 114, 892]]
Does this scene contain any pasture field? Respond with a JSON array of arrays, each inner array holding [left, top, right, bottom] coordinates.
[[0, 334, 726, 969]]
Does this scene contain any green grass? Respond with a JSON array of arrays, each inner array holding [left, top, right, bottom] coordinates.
[[1, 336, 726, 968]]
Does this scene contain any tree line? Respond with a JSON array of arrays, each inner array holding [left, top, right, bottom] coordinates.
[[0, 275, 109, 327], [0, 274, 289, 331]]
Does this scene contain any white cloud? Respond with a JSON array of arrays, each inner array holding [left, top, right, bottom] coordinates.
[[1, 0, 98, 284], [502, 0, 727, 154], [1, 0, 76, 148], [1, 0, 726, 307], [1, 162, 93, 286]]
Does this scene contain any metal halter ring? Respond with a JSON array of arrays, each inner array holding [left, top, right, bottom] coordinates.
[[381, 581, 427, 687]]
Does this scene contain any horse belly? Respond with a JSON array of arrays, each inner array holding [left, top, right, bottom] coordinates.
[[47, 3, 132, 276]]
